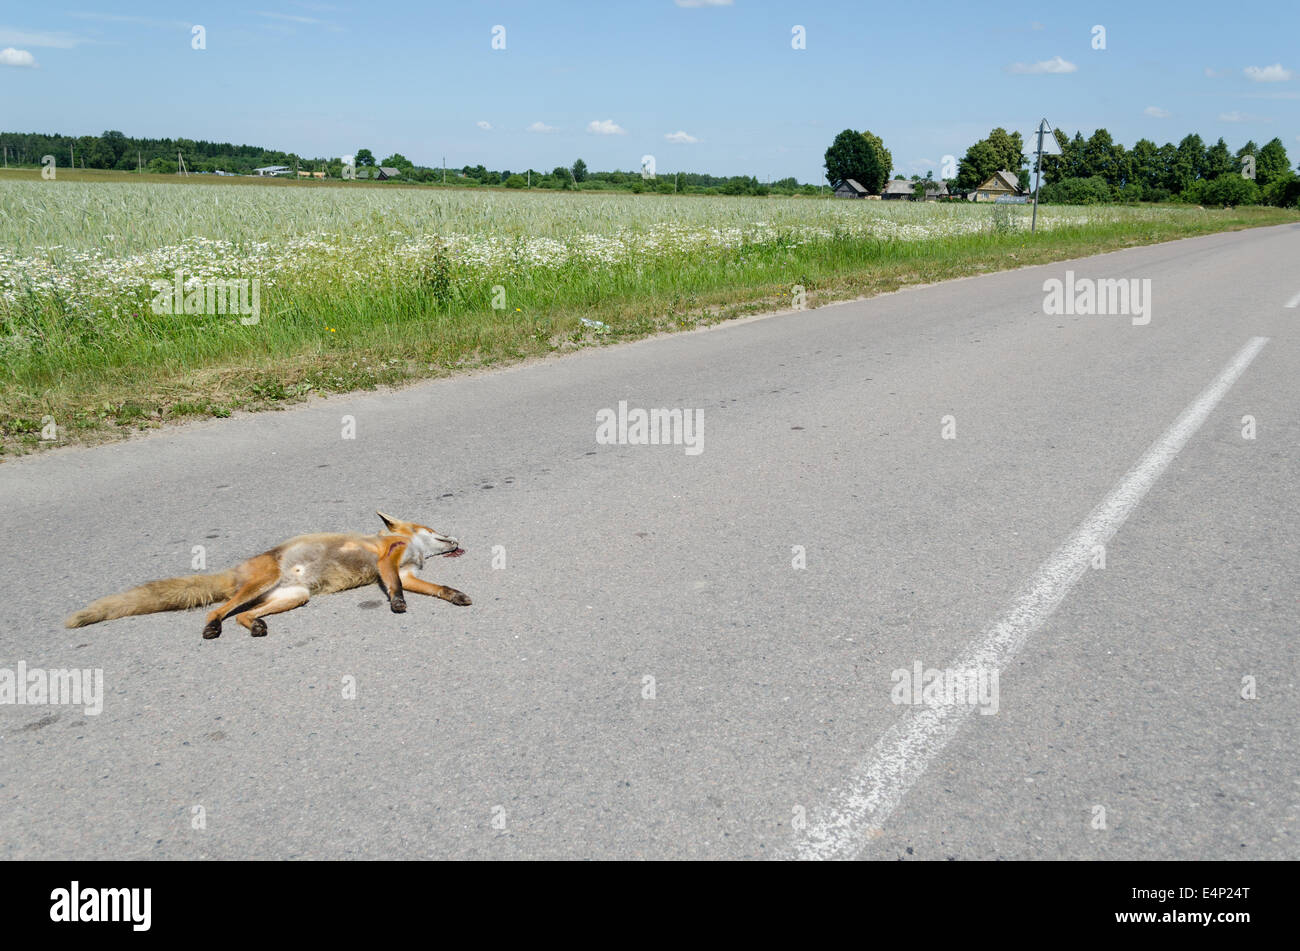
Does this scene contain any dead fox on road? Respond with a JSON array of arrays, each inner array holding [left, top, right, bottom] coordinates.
[[65, 512, 470, 639]]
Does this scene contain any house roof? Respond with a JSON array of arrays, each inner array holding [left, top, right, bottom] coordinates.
[[881, 179, 915, 194], [979, 170, 1021, 191], [837, 178, 868, 193], [925, 182, 949, 196]]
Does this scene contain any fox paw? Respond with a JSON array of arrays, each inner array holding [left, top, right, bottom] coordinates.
[[249, 618, 268, 637], [202, 620, 222, 640], [390, 596, 407, 614], [448, 591, 472, 606]]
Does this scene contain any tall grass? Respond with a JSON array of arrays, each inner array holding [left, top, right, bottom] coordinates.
[[1, 178, 1296, 452]]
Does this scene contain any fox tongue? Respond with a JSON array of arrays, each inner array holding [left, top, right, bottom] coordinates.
[[443, 548, 465, 558]]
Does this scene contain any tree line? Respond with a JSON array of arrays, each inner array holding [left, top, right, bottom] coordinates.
[[826, 125, 1300, 207], [0, 129, 823, 196], [1036, 129, 1297, 207]]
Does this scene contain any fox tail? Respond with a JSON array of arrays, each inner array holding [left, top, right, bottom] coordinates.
[[64, 571, 239, 628]]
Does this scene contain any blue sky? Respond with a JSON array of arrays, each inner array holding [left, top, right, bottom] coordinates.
[[2, 1, 1297, 181]]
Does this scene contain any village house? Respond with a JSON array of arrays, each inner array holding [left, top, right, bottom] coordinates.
[[969, 170, 1022, 202], [355, 166, 404, 181], [880, 179, 914, 200], [833, 178, 870, 198]]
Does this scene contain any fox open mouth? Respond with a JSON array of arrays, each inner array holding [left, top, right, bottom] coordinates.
[[442, 548, 466, 558]]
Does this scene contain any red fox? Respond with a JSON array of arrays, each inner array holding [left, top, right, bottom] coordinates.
[[65, 512, 471, 639]]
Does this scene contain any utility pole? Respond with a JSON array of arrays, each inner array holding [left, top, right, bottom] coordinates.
[[1029, 117, 1058, 233], [1031, 120, 1044, 232], [442, 155, 446, 184]]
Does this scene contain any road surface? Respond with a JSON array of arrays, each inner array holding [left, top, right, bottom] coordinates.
[[2, 224, 1296, 859]]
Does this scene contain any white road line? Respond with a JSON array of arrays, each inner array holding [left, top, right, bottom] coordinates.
[[1285, 291, 1300, 309], [789, 336, 1270, 861]]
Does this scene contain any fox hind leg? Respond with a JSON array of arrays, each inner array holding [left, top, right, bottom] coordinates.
[[234, 585, 310, 637], [202, 554, 282, 639]]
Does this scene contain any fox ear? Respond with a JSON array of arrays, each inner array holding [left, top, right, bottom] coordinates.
[[376, 511, 398, 531]]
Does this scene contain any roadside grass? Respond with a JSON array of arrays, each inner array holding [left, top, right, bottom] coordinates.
[[2, 189, 1296, 454]]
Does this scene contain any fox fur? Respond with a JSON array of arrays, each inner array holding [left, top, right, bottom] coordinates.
[[65, 512, 470, 639]]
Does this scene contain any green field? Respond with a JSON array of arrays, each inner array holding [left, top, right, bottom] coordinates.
[[2, 171, 1297, 453]]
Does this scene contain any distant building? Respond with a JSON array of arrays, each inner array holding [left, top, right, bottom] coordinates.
[[969, 170, 1021, 202], [880, 179, 916, 200], [921, 182, 949, 201], [354, 166, 403, 180], [833, 178, 870, 198], [253, 165, 292, 177]]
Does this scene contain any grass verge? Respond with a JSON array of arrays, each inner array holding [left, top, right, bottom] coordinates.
[[3, 204, 1296, 455]]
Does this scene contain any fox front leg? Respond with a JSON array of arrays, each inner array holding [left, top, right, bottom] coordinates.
[[377, 539, 408, 613]]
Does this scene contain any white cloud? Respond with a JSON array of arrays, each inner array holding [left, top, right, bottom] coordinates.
[[1244, 63, 1293, 82], [0, 46, 36, 67], [527, 121, 558, 133], [476, 120, 492, 130], [1219, 111, 1268, 122], [0, 29, 82, 48], [1143, 106, 1171, 118], [587, 119, 626, 136], [258, 11, 323, 24], [68, 13, 190, 29], [1007, 56, 1077, 75], [674, 0, 733, 6], [256, 10, 343, 31], [664, 130, 698, 144]]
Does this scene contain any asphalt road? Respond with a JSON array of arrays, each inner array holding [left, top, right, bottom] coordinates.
[[2, 224, 1296, 860]]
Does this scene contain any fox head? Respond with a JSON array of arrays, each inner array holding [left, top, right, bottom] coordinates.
[[376, 511, 463, 567]]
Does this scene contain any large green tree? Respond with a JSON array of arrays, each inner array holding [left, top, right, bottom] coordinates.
[[1204, 138, 1234, 180], [859, 130, 892, 189], [1256, 138, 1291, 186], [824, 128, 888, 193], [1129, 138, 1160, 189], [571, 158, 588, 182], [1081, 128, 1118, 182], [956, 127, 1025, 189], [1169, 134, 1206, 193], [986, 128, 1025, 174]]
